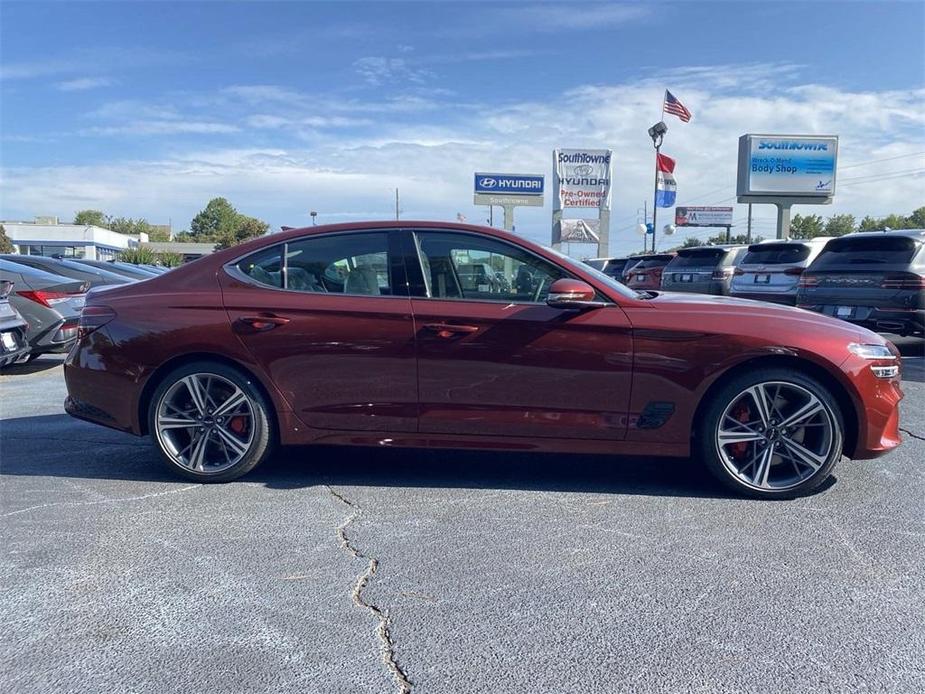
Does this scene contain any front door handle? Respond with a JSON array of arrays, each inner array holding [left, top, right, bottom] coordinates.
[[423, 323, 479, 338], [235, 314, 291, 332]]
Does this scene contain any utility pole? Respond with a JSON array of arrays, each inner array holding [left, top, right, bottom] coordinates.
[[395, 189, 400, 220], [746, 204, 753, 243]]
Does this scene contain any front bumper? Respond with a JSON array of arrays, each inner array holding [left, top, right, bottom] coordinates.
[[840, 350, 905, 459]]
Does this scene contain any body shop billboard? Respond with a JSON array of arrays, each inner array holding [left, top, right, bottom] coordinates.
[[737, 135, 838, 197], [554, 149, 613, 209]]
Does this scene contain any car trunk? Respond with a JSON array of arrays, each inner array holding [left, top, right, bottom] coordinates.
[[662, 248, 728, 293], [798, 236, 923, 315], [732, 243, 811, 296]]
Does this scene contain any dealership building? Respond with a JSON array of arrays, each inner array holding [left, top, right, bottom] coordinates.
[[1, 218, 146, 259]]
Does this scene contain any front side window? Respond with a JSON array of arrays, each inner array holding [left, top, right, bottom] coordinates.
[[236, 232, 394, 295], [414, 232, 566, 303]]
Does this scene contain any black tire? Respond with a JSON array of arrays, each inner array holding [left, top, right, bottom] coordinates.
[[147, 360, 275, 482], [696, 367, 844, 500]]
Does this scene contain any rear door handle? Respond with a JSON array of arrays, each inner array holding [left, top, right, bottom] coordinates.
[[236, 314, 291, 332], [423, 323, 479, 338]]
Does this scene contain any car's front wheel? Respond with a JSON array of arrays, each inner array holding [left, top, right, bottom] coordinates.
[[697, 368, 844, 499], [148, 361, 275, 482]]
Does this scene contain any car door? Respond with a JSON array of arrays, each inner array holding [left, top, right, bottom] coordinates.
[[404, 229, 633, 441], [220, 230, 418, 433]]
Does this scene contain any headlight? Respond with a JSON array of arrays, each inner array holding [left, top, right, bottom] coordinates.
[[848, 343, 895, 360]]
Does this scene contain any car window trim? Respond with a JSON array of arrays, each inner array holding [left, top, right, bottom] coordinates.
[[223, 228, 410, 299], [403, 228, 615, 306]]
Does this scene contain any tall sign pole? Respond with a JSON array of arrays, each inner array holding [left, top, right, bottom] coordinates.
[[647, 122, 668, 254]]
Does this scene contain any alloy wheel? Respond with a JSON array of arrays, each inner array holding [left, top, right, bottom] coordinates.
[[715, 381, 837, 492], [155, 372, 256, 474]]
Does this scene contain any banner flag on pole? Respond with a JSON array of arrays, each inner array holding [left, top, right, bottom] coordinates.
[[655, 153, 677, 208]]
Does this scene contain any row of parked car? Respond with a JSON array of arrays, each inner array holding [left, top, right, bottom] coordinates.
[[0, 255, 170, 369], [586, 229, 925, 338]]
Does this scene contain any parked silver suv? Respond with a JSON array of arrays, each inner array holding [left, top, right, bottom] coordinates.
[[730, 238, 832, 305]]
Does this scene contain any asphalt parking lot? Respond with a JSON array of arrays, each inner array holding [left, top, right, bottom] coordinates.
[[2, 339, 924, 694]]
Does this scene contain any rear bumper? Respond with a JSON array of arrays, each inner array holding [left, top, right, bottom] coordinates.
[[661, 281, 726, 295], [799, 305, 925, 335], [730, 290, 797, 305], [0, 324, 29, 367]]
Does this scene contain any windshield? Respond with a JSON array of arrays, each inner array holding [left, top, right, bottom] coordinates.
[[547, 247, 640, 300]]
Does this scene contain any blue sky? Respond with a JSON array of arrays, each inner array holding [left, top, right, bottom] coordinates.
[[2, 0, 923, 255]]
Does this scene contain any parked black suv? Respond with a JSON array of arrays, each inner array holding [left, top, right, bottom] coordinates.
[[796, 230, 925, 336]]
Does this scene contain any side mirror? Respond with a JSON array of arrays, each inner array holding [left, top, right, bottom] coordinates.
[[546, 278, 603, 310]]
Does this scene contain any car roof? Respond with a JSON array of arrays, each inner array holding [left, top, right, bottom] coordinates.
[[845, 229, 925, 240], [754, 237, 833, 246], [0, 256, 76, 284]]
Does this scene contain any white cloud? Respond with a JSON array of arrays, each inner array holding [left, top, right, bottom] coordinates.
[[354, 56, 433, 85], [3, 65, 923, 255], [81, 121, 240, 136], [55, 77, 115, 92], [490, 3, 650, 31]]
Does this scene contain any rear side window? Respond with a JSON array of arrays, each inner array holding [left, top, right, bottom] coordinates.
[[741, 244, 811, 265], [235, 232, 394, 295], [237, 246, 283, 287], [669, 249, 725, 268], [812, 236, 920, 269]]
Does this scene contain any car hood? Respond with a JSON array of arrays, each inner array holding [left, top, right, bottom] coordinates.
[[643, 291, 880, 344]]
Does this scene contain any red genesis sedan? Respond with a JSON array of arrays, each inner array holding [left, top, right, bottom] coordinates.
[[64, 222, 904, 498]]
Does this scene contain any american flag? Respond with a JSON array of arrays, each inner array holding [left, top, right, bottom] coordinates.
[[663, 90, 692, 123]]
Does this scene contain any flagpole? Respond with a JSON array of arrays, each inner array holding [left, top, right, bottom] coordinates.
[[652, 144, 660, 254]]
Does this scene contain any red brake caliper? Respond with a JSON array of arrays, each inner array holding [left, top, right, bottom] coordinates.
[[730, 402, 752, 459], [229, 416, 247, 434]]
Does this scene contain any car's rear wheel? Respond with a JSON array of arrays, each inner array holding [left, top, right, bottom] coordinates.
[[697, 368, 843, 499], [148, 361, 274, 482]]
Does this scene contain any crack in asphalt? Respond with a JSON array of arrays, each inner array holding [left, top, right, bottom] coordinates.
[[2, 435, 148, 448], [1, 483, 201, 517], [899, 427, 925, 442], [326, 485, 412, 694]]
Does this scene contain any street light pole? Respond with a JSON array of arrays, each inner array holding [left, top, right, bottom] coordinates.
[[647, 121, 668, 254]]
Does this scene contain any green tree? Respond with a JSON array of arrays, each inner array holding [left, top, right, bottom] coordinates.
[[0, 225, 14, 253], [190, 197, 239, 239], [680, 237, 702, 248], [823, 214, 855, 237], [789, 213, 825, 239], [189, 197, 268, 249], [879, 213, 911, 230], [857, 215, 881, 232], [74, 209, 107, 226], [908, 206, 925, 228]]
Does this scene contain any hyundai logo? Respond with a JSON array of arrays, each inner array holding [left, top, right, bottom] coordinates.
[[573, 164, 594, 176], [479, 177, 497, 188]]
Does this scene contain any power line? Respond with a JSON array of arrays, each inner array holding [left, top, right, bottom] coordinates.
[[838, 151, 925, 170]]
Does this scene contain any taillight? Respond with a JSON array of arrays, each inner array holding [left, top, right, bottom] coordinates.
[[77, 305, 116, 339], [711, 269, 732, 280], [784, 267, 805, 276], [798, 274, 820, 288], [733, 268, 745, 276], [54, 320, 79, 342], [880, 272, 925, 289], [17, 290, 85, 307]]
